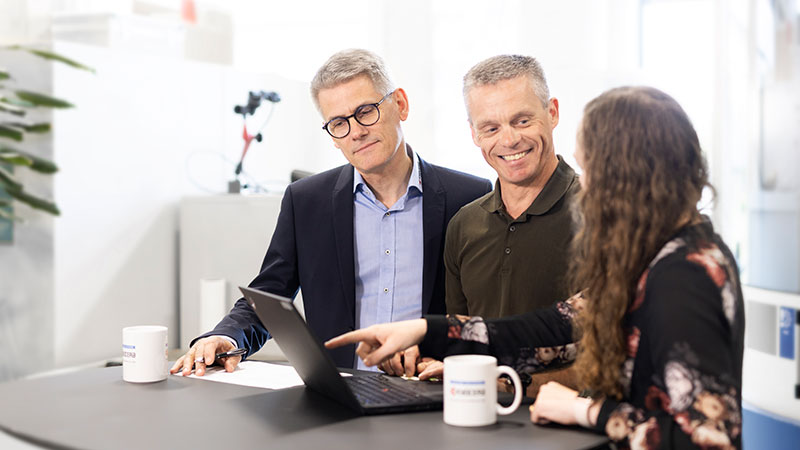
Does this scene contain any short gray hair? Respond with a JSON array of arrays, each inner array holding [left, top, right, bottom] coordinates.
[[310, 49, 395, 112], [463, 55, 550, 111]]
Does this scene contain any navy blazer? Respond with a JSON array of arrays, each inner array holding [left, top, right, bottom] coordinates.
[[196, 154, 492, 368]]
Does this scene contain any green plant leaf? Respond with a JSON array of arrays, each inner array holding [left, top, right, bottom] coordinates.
[[0, 164, 22, 189], [0, 124, 23, 141], [2, 184, 59, 215], [0, 145, 57, 173], [0, 101, 26, 116], [1, 96, 36, 108], [26, 123, 50, 133], [14, 90, 74, 108], [0, 69, 8, 80], [3, 122, 50, 133], [6, 46, 95, 74], [0, 198, 19, 222], [0, 152, 33, 166]]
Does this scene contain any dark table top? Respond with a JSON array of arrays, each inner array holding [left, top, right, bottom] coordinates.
[[0, 365, 608, 450]]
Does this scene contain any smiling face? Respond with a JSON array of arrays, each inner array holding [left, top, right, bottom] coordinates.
[[466, 76, 559, 189], [317, 75, 409, 177]]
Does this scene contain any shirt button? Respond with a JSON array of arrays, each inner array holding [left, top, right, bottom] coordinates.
[[509, 225, 516, 232], [385, 212, 390, 217], [383, 288, 389, 293], [385, 249, 391, 255], [505, 247, 511, 255]]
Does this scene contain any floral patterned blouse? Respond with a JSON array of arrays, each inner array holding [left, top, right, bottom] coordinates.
[[420, 220, 744, 449]]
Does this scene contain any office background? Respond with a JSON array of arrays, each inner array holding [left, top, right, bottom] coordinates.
[[0, 0, 798, 433]]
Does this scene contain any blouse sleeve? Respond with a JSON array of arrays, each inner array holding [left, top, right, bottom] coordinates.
[[420, 294, 581, 373], [595, 259, 742, 449]]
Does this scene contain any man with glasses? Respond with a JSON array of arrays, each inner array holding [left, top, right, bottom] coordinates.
[[171, 49, 491, 376]]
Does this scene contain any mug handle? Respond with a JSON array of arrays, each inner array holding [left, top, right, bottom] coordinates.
[[495, 365, 522, 416]]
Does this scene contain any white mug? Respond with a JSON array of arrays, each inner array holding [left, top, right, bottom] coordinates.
[[443, 355, 523, 427], [122, 326, 168, 383]]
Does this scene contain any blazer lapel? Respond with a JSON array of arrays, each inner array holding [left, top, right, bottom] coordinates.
[[332, 166, 356, 324], [420, 158, 445, 314]]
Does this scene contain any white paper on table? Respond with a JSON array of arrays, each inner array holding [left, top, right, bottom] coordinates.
[[171, 361, 353, 390], [173, 361, 304, 389]]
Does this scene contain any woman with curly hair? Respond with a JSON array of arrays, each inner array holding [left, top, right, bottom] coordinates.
[[327, 86, 744, 449]]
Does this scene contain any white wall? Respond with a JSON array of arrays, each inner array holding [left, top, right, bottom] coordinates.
[[48, 38, 332, 368]]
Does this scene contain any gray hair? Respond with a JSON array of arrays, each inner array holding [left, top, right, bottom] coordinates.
[[310, 49, 395, 112], [463, 55, 550, 113]]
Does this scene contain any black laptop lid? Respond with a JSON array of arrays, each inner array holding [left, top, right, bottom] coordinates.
[[239, 286, 362, 412]]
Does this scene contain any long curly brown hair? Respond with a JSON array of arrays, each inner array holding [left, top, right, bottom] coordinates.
[[571, 86, 710, 400]]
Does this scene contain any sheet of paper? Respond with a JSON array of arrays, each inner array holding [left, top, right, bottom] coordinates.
[[172, 361, 305, 389], [171, 361, 353, 389]]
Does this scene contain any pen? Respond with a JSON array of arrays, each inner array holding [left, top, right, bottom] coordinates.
[[215, 348, 247, 360]]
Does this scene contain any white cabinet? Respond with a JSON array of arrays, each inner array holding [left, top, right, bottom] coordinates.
[[179, 193, 301, 360]]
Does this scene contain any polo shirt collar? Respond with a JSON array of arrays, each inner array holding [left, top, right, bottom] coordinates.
[[480, 155, 576, 217]]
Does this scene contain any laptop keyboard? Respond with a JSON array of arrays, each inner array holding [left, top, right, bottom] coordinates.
[[344, 375, 426, 406]]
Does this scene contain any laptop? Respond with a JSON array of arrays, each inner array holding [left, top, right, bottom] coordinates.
[[239, 286, 443, 415]]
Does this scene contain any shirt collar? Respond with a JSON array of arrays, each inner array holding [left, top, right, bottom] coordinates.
[[480, 155, 577, 217], [353, 145, 423, 195]]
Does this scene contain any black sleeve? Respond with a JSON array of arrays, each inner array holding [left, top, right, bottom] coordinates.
[[421, 296, 579, 373]]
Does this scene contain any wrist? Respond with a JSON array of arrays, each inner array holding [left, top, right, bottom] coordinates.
[[417, 318, 427, 341], [573, 397, 593, 428]]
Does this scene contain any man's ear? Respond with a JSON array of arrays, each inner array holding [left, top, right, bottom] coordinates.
[[548, 97, 560, 128], [393, 88, 410, 121]]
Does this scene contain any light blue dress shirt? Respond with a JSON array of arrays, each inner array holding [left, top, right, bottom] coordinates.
[[353, 150, 424, 371]]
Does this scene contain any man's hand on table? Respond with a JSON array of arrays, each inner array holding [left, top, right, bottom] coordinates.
[[377, 345, 421, 377], [170, 336, 241, 376], [415, 357, 443, 380]]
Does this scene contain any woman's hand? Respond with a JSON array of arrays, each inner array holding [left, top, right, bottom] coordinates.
[[324, 319, 427, 368], [530, 381, 599, 428]]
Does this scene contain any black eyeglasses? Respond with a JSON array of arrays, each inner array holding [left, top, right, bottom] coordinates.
[[321, 90, 395, 139]]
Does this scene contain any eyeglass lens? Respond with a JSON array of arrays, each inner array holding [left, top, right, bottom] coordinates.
[[327, 103, 380, 138]]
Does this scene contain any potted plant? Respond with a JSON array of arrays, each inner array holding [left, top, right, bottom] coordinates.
[[0, 45, 94, 232]]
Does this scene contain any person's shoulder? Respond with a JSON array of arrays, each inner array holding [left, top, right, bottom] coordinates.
[[455, 190, 494, 217], [446, 190, 493, 233], [648, 224, 736, 279], [556, 158, 581, 197], [286, 164, 350, 194], [641, 226, 740, 322]]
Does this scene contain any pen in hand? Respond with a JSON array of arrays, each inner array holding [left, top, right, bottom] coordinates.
[[215, 348, 246, 360]]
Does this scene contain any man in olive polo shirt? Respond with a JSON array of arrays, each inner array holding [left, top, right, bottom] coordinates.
[[444, 55, 580, 318], [414, 55, 579, 395]]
